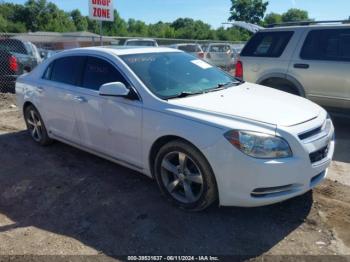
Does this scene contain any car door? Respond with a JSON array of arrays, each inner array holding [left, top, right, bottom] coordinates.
[[39, 56, 85, 143], [73, 56, 143, 168], [287, 28, 350, 109]]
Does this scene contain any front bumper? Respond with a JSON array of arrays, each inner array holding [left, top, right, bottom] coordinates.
[[203, 115, 335, 207]]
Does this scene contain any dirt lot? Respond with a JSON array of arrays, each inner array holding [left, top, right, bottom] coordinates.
[[0, 93, 349, 261]]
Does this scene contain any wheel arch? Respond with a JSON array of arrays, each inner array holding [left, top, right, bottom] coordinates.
[[23, 101, 36, 115], [257, 73, 306, 97], [148, 135, 213, 178]]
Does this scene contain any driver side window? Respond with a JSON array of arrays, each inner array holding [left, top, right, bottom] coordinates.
[[82, 57, 128, 91]]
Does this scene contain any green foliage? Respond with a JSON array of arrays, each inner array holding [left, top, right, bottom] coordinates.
[[0, 0, 311, 42], [281, 8, 309, 22], [229, 0, 269, 24], [71, 9, 88, 31], [264, 12, 282, 26]]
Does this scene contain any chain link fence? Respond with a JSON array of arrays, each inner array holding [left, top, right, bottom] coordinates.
[[0, 31, 246, 93]]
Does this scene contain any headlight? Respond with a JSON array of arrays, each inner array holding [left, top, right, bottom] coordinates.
[[224, 130, 292, 159]]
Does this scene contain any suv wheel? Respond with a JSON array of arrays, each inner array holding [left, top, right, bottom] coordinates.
[[154, 140, 218, 211], [24, 105, 53, 146]]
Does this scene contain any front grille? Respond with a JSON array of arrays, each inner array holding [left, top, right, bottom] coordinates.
[[309, 146, 329, 163], [298, 126, 322, 140]]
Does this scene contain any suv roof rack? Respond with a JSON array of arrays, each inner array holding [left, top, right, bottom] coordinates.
[[267, 20, 350, 28]]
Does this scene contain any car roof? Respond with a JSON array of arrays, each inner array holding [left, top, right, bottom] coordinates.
[[262, 23, 350, 32], [59, 46, 182, 56]]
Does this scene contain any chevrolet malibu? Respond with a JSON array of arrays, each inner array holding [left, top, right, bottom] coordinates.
[[16, 47, 335, 211]]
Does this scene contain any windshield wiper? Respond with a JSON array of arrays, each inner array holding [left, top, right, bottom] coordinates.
[[205, 81, 238, 93], [165, 91, 205, 100]]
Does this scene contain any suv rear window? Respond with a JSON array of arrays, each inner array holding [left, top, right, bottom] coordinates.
[[241, 31, 294, 57], [300, 29, 350, 61]]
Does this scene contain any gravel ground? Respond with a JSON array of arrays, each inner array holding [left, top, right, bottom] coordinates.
[[0, 94, 349, 261]]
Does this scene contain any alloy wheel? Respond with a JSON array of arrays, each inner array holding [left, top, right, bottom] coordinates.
[[26, 109, 43, 142], [160, 151, 204, 204]]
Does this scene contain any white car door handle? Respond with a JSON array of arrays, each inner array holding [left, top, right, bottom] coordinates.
[[37, 87, 44, 93], [73, 96, 87, 103]]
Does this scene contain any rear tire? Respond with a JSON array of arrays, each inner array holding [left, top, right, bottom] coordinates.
[[24, 105, 53, 146], [154, 140, 218, 211]]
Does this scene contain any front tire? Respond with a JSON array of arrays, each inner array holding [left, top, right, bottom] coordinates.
[[24, 105, 53, 146], [154, 140, 218, 211]]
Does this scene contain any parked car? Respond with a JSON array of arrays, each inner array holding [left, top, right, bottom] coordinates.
[[0, 39, 40, 93], [16, 47, 334, 211], [204, 43, 235, 70], [170, 43, 204, 59], [237, 21, 350, 110], [124, 38, 158, 47]]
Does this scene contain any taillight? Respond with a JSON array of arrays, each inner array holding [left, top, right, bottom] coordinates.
[[206, 53, 211, 59], [9, 56, 18, 72], [198, 52, 204, 59], [235, 60, 243, 79]]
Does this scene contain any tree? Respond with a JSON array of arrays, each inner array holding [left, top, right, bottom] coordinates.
[[127, 18, 148, 36], [71, 9, 88, 31], [264, 12, 282, 26], [103, 10, 128, 36], [282, 8, 309, 22], [22, 0, 76, 32], [229, 0, 269, 24]]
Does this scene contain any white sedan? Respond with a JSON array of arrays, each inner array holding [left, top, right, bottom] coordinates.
[[16, 47, 335, 211]]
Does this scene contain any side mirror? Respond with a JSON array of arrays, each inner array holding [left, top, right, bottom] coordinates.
[[99, 82, 130, 97]]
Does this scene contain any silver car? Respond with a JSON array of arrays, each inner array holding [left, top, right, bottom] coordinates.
[[237, 21, 350, 110], [203, 43, 235, 70], [170, 43, 204, 59]]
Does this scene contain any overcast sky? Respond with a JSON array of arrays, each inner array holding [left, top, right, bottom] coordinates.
[[7, 0, 350, 28]]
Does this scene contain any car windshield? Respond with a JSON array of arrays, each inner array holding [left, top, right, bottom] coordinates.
[[126, 41, 156, 46], [121, 52, 240, 99]]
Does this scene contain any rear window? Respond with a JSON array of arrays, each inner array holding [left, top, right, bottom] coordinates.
[[241, 31, 294, 57], [126, 40, 156, 46], [50, 56, 85, 86], [209, 45, 231, 53], [0, 39, 28, 55], [177, 45, 202, 53], [300, 29, 350, 61]]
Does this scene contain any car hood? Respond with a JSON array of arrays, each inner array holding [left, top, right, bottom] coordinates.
[[168, 82, 321, 127]]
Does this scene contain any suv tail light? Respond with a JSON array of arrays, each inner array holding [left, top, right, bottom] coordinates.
[[235, 59, 243, 79], [9, 56, 19, 72], [198, 52, 204, 59]]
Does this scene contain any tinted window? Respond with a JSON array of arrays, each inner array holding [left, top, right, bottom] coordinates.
[[121, 52, 239, 99], [50, 56, 85, 85], [0, 39, 28, 54], [301, 29, 350, 61], [241, 31, 294, 57], [82, 57, 127, 90], [43, 63, 53, 80]]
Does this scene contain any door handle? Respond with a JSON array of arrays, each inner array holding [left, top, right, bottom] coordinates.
[[294, 63, 310, 69], [73, 96, 87, 103]]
